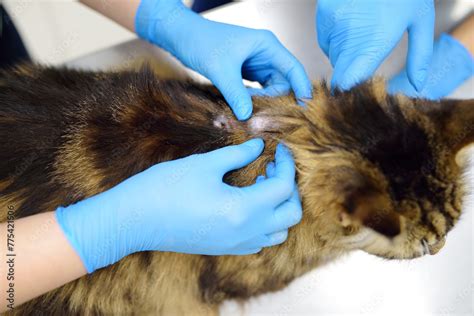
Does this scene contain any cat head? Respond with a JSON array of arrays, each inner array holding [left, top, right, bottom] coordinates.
[[294, 80, 473, 260]]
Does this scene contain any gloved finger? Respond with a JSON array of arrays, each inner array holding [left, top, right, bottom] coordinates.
[[255, 175, 266, 183], [270, 46, 313, 100], [406, 9, 435, 92], [210, 68, 253, 120], [244, 144, 295, 206], [332, 50, 389, 91], [237, 230, 289, 249], [265, 230, 289, 247], [330, 53, 355, 91], [229, 248, 263, 255], [387, 69, 419, 98], [206, 138, 264, 174], [266, 161, 275, 177], [267, 186, 302, 233], [247, 72, 291, 97], [315, 1, 332, 57]]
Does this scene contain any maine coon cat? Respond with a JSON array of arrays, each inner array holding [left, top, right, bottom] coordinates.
[[0, 64, 472, 315]]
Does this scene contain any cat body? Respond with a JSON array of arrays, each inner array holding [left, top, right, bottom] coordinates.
[[0, 64, 472, 315]]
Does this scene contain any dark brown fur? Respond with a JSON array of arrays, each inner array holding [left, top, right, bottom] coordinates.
[[0, 64, 472, 315]]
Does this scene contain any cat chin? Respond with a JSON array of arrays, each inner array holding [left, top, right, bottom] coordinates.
[[340, 224, 437, 260]]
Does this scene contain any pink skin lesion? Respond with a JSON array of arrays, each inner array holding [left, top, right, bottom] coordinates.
[[212, 114, 256, 130], [213, 115, 236, 130], [213, 114, 276, 137]]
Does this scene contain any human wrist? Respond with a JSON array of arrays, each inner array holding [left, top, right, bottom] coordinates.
[[54, 207, 93, 273], [451, 15, 474, 56], [55, 191, 132, 274], [419, 33, 473, 98], [438, 33, 474, 78], [389, 33, 473, 100]]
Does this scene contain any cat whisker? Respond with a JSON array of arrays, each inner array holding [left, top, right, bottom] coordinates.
[[421, 239, 431, 255]]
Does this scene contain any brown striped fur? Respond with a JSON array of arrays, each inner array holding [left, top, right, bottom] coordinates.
[[0, 64, 472, 315]]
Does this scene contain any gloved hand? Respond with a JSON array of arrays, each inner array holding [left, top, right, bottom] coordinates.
[[56, 139, 302, 273], [389, 33, 474, 100], [317, 0, 435, 91], [135, 0, 312, 120]]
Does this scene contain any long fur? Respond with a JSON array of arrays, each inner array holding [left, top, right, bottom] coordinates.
[[0, 64, 472, 315]]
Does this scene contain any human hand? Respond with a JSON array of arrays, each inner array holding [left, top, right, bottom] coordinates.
[[135, 0, 312, 120], [389, 33, 474, 100], [56, 139, 302, 273], [317, 0, 435, 91]]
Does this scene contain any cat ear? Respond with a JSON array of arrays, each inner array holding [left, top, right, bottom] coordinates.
[[337, 170, 401, 238], [421, 99, 474, 155]]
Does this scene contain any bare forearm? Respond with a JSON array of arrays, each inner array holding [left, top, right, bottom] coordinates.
[[0, 211, 86, 312], [451, 14, 474, 56], [79, 0, 141, 32]]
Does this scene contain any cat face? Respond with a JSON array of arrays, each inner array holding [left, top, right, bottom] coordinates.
[[298, 81, 473, 260]]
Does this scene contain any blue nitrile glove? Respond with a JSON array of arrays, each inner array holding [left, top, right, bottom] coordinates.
[[135, 0, 312, 120], [389, 33, 474, 100], [317, 0, 435, 91], [56, 139, 302, 273]]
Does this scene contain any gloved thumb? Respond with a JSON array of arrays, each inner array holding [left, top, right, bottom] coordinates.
[[406, 12, 435, 92], [331, 51, 389, 91], [210, 69, 253, 121], [205, 139, 264, 175]]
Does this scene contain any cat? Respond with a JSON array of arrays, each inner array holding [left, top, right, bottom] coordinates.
[[0, 64, 472, 315]]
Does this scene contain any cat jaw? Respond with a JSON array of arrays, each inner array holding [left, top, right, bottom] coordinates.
[[339, 216, 447, 260]]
